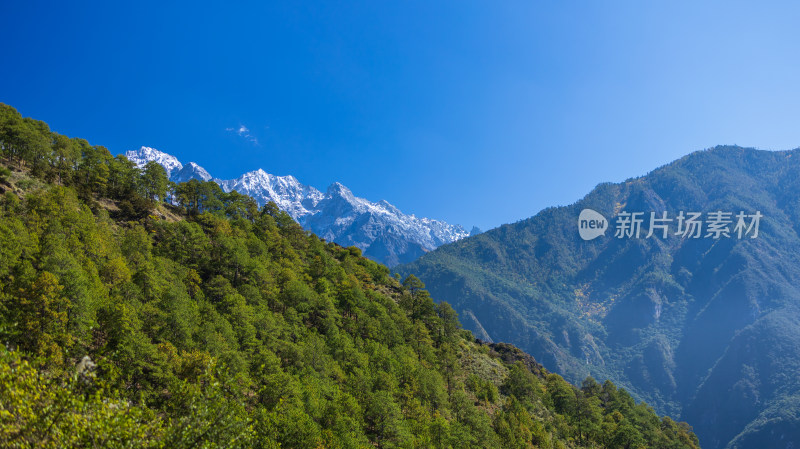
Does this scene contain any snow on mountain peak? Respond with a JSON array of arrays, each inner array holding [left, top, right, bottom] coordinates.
[[326, 182, 356, 200], [125, 146, 183, 177], [218, 168, 323, 220], [173, 162, 212, 183], [124, 146, 470, 266], [125, 146, 215, 183]]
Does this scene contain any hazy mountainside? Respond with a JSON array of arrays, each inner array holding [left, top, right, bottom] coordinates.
[[399, 146, 800, 449], [0, 103, 699, 448], [125, 146, 469, 266]]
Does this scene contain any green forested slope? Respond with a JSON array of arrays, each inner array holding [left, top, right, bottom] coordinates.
[[399, 145, 800, 449], [0, 103, 697, 448]]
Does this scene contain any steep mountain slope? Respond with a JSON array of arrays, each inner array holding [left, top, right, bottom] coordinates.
[[124, 146, 469, 266], [0, 103, 698, 448], [399, 146, 800, 449]]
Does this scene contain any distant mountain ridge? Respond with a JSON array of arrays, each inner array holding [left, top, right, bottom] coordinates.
[[398, 146, 800, 449], [124, 146, 471, 266]]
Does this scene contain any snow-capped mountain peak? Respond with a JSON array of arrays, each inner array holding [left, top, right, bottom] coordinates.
[[126, 146, 470, 266], [173, 162, 212, 183], [125, 146, 183, 178], [326, 182, 356, 201], [219, 169, 323, 219], [125, 146, 213, 184]]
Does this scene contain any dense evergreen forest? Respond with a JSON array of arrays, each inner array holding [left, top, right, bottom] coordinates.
[[397, 142, 800, 448], [0, 103, 699, 448]]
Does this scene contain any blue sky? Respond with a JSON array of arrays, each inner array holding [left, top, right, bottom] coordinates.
[[2, 1, 800, 230]]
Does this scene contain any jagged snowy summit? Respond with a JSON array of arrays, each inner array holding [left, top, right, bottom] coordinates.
[[124, 146, 472, 266]]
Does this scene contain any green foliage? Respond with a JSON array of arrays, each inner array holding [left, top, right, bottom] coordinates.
[[0, 347, 160, 448], [139, 161, 169, 202], [0, 165, 10, 184], [399, 145, 800, 448], [0, 103, 699, 448]]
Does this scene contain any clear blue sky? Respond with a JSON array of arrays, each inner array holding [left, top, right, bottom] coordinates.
[[3, 1, 800, 230]]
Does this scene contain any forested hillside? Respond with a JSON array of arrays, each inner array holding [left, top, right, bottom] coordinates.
[[399, 145, 800, 449], [0, 103, 698, 448]]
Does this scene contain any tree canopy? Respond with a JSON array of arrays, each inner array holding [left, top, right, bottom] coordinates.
[[0, 103, 699, 448]]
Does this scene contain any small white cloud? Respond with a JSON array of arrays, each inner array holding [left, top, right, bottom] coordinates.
[[226, 124, 258, 145]]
